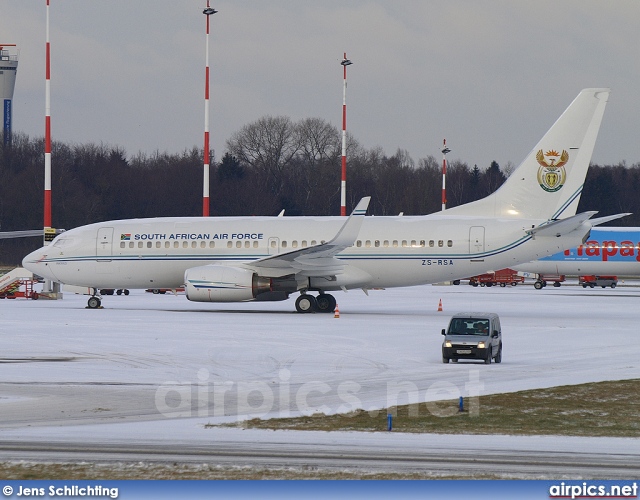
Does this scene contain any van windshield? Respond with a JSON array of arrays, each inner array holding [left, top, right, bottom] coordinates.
[[448, 318, 490, 336]]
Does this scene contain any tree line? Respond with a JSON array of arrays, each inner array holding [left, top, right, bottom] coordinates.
[[1, 116, 639, 265]]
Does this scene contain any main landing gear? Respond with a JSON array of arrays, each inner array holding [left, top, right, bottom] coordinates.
[[295, 292, 337, 314]]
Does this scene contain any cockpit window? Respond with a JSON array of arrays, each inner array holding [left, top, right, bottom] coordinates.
[[52, 237, 75, 248]]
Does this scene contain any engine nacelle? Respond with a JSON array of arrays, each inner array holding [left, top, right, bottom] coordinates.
[[184, 265, 267, 302], [184, 265, 294, 303]]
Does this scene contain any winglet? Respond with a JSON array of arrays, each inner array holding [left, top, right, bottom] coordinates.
[[327, 196, 371, 248]]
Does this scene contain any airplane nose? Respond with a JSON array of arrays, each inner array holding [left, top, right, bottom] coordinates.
[[22, 248, 59, 281]]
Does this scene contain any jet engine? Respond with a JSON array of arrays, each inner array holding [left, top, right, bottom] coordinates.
[[184, 265, 294, 302]]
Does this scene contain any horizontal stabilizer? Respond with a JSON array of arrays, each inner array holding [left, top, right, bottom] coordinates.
[[526, 212, 598, 237], [588, 213, 631, 227]]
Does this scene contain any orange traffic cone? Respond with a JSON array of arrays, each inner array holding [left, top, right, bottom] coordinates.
[[334, 304, 340, 318], [438, 299, 443, 312]]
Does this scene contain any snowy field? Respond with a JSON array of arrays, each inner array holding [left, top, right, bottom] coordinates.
[[1, 281, 639, 458]]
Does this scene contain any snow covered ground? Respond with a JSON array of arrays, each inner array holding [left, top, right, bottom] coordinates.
[[1, 281, 639, 460]]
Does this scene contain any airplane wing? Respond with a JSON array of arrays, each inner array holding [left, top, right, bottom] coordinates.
[[248, 197, 371, 277], [526, 212, 630, 238]]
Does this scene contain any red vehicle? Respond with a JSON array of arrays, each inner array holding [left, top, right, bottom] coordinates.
[[579, 275, 618, 288], [533, 274, 566, 289], [466, 268, 524, 287]]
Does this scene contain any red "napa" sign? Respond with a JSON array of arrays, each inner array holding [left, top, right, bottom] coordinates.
[[564, 239, 640, 262]]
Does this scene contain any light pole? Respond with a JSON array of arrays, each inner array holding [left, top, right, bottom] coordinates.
[[340, 54, 352, 216], [44, 0, 52, 234], [441, 139, 450, 211], [202, 3, 217, 217]]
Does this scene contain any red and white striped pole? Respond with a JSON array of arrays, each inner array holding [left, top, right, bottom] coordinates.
[[202, 3, 217, 217], [44, 0, 52, 233], [340, 54, 352, 216], [441, 139, 450, 211]]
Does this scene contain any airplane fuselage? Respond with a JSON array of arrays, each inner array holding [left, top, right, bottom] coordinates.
[[28, 213, 586, 292], [514, 228, 640, 277]]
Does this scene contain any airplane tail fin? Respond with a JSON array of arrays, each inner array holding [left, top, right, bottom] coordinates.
[[445, 88, 609, 220]]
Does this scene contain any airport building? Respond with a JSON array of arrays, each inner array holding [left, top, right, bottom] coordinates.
[[0, 44, 18, 147]]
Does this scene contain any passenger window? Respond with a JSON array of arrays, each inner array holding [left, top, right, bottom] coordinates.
[[282, 241, 288, 248], [402, 240, 407, 247], [420, 240, 425, 247], [191, 241, 197, 248], [356, 240, 362, 247], [393, 240, 398, 247], [236, 241, 242, 248], [209, 241, 215, 248], [292, 240, 298, 248], [120, 242, 125, 249], [411, 240, 417, 247], [383, 240, 389, 247], [447, 240, 453, 247], [138, 242, 143, 249], [429, 240, 434, 247], [244, 241, 250, 248], [271, 240, 277, 248], [156, 241, 161, 248], [253, 241, 258, 248], [174, 242, 179, 248], [165, 241, 170, 248], [183, 241, 188, 248], [302, 240, 307, 247], [200, 241, 205, 248], [438, 240, 444, 247], [227, 241, 233, 248], [375, 240, 380, 247], [311, 240, 317, 246], [365, 240, 371, 248], [129, 242, 134, 249], [147, 242, 152, 248]]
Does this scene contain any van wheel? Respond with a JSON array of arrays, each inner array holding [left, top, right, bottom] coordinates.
[[442, 357, 449, 364], [484, 351, 492, 364], [534, 281, 543, 290], [495, 345, 502, 363]]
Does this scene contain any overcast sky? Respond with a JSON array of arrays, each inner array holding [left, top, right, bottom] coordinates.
[[2, 0, 639, 170]]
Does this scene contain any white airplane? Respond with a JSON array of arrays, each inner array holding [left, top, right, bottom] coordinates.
[[513, 227, 639, 279], [23, 88, 624, 313]]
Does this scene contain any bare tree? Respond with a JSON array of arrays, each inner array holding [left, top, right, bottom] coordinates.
[[226, 116, 301, 197]]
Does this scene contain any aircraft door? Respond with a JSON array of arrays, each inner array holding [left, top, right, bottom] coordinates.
[[268, 237, 280, 255], [96, 227, 114, 261], [469, 226, 485, 255]]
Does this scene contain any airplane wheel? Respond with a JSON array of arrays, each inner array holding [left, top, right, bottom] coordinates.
[[295, 294, 317, 313], [87, 296, 102, 309], [315, 293, 336, 313], [124, 289, 130, 295]]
